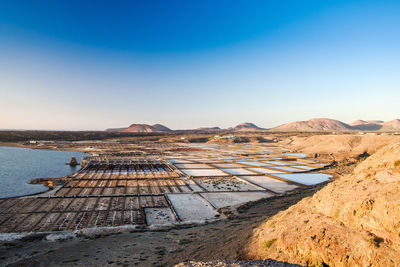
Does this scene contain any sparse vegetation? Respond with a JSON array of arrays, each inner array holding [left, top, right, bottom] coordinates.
[[394, 160, 400, 167], [262, 238, 276, 250], [178, 239, 193, 245], [367, 232, 384, 248], [314, 261, 329, 267]]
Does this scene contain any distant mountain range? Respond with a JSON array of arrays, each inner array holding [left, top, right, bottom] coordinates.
[[106, 122, 264, 133], [105, 118, 400, 133], [272, 118, 400, 132]]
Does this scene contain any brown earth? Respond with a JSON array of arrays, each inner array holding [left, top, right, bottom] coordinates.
[[278, 134, 400, 160], [245, 142, 400, 266]]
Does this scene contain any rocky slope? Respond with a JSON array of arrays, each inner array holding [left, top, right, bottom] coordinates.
[[246, 142, 400, 266]]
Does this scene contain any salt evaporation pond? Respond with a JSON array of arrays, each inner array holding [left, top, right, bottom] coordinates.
[[272, 173, 332, 185], [0, 146, 88, 198], [284, 153, 307, 157]]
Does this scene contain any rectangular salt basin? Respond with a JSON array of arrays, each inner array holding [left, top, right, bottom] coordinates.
[[284, 153, 307, 157], [221, 168, 257, 175], [200, 192, 273, 209], [194, 177, 262, 192], [236, 161, 274, 167], [240, 176, 298, 193], [185, 179, 204, 192], [212, 157, 236, 161], [267, 166, 305, 172], [166, 159, 193, 164], [175, 163, 212, 169], [264, 161, 293, 166], [180, 168, 229, 177], [246, 167, 285, 174], [145, 208, 177, 226], [270, 173, 332, 185], [185, 158, 209, 162], [211, 163, 246, 168], [166, 194, 217, 222]]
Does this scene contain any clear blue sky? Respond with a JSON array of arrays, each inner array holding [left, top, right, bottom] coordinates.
[[0, 0, 399, 130]]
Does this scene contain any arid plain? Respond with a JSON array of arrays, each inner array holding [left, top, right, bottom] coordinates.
[[1, 130, 400, 266]]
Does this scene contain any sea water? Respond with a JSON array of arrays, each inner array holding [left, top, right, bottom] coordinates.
[[0, 146, 87, 198]]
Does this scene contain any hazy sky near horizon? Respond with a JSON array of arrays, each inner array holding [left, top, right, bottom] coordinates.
[[1, 0, 399, 130]]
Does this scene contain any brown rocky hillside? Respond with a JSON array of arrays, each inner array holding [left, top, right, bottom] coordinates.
[[245, 142, 400, 266]]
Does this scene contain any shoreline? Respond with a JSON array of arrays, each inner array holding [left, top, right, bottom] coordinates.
[[0, 142, 90, 153], [0, 175, 73, 200]]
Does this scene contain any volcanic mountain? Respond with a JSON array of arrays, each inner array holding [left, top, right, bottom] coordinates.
[[231, 122, 264, 131], [349, 119, 400, 131], [119, 124, 172, 133], [272, 118, 352, 132], [350, 120, 384, 131], [381, 119, 400, 131]]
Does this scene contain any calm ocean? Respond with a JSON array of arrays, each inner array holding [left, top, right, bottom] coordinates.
[[0, 146, 87, 198]]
